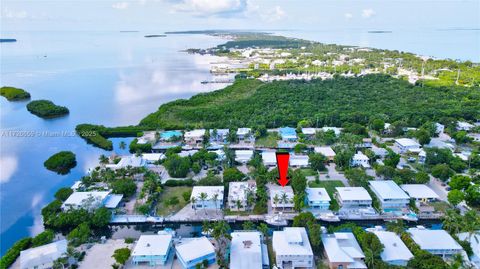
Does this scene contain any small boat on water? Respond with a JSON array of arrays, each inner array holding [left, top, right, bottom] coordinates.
[[318, 212, 340, 222], [265, 213, 288, 226]]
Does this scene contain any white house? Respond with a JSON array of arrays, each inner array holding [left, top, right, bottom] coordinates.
[[272, 227, 314, 269], [61, 191, 111, 211], [400, 184, 439, 202], [371, 231, 413, 266], [322, 127, 342, 136], [335, 187, 372, 208], [408, 227, 463, 259], [314, 146, 336, 161], [20, 240, 67, 269], [141, 153, 165, 164], [457, 121, 475, 131], [106, 155, 147, 169], [175, 237, 216, 269], [395, 138, 421, 153], [132, 234, 173, 266], [369, 181, 410, 212], [270, 186, 294, 211], [371, 146, 388, 159], [457, 232, 480, 268], [262, 151, 277, 166], [230, 231, 269, 269], [235, 150, 254, 164], [228, 181, 256, 211], [301, 128, 316, 138], [190, 186, 224, 210], [321, 232, 366, 269], [210, 129, 229, 143], [184, 129, 206, 144], [351, 151, 370, 168], [306, 187, 331, 210], [290, 154, 309, 167], [237, 128, 253, 141]]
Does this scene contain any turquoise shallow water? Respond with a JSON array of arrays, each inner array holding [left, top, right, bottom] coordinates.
[[0, 28, 478, 254]]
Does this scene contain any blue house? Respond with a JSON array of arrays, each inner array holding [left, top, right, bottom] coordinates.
[[175, 237, 216, 269], [306, 187, 331, 210], [132, 234, 173, 266], [279, 127, 297, 142]]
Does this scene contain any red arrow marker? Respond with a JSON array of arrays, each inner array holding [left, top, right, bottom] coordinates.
[[276, 152, 290, 187]]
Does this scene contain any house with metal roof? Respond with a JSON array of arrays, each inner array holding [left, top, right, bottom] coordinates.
[[371, 230, 413, 266], [20, 240, 67, 269], [321, 232, 366, 269], [335, 187, 372, 208], [184, 129, 206, 145], [270, 186, 295, 212], [132, 234, 173, 266], [279, 127, 297, 142], [314, 146, 336, 161], [262, 151, 277, 166], [400, 184, 439, 202], [306, 187, 331, 210], [61, 191, 111, 211], [190, 186, 224, 210], [272, 227, 314, 269], [175, 237, 216, 269], [228, 181, 256, 211], [235, 150, 254, 164], [395, 138, 421, 153], [369, 180, 410, 212], [407, 227, 463, 259], [230, 231, 269, 269], [351, 151, 370, 168], [457, 232, 480, 268]]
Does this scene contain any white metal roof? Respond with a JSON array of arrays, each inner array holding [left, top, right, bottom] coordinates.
[[369, 180, 410, 200], [272, 227, 313, 256], [395, 138, 420, 148], [408, 228, 463, 251], [372, 231, 413, 262], [175, 237, 215, 263], [321, 233, 366, 267], [132, 234, 172, 257], [290, 155, 309, 167], [237, 128, 252, 136], [230, 232, 263, 269], [184, 129, 206, 138], [141, 153, 165, 162], [191, 186, 224, 201], [336, 187, 372, 201], [235, 150, 253, 163], [103, 194, 123, 208], [262, 151, 277, 166], [301, 128, 316, 135], [400, 184, 439, 200], [306, 187, 331, 202], [62, 191, 110, 209], [314, 146, 336, 157], [353, 151, 369, 161], [321, 127, 342, 136], [20, 240, 67, 269]]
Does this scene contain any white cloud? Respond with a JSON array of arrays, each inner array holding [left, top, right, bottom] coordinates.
[[344, 12, 353, 20], [2, 8, 28, 19], [362, 8, 376, 18], [171, 0, 248, 16], [112, 2, 130, 10], [0, 156, 18, 184]]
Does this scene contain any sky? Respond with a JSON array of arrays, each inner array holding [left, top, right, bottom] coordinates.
[[1, 0, 479, 32]]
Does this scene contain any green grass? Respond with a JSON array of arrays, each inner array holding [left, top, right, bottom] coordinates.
[[308, 180, 344, 211], [431, 201, 453, 214], [299, 168, 317, 177], [255, 132, 279, 148], [156, 186, 192, 216]]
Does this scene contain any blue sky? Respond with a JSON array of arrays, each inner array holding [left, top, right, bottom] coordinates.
[[1, 0, 479, 32]]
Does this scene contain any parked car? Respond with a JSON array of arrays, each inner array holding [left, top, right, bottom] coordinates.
[[408, 157, 416, 162]]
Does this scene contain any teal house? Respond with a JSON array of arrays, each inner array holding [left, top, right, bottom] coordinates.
[[132, 234, 173, 266]]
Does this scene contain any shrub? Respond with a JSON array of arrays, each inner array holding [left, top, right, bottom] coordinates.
[[26, 100, 69, 118], [0, 86, 30, 101], [44, 151, 77, 175]]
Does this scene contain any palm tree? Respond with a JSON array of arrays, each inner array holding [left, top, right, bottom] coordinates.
[[119, 141, 126, 150], [98, 154, 109, 165], [191, 197, 197, 214], [281, 192, 289, 212], [273, 194, 280, 213], [246, 190, 255, 212], [212, 193, 219, 214], [202, 220, 212, 236], [199, 192, 208, 215], [443, 210, 462, 235], [258, 223, 269, 242], [235, 200, 242, 211]]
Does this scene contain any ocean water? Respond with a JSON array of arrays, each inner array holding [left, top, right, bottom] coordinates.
[[0, 28, 478, 255]]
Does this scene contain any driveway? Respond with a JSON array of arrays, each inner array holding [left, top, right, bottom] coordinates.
[[318, 163, 350, 187], [79, 239, 131, 269], [428, 176, 448, 202]]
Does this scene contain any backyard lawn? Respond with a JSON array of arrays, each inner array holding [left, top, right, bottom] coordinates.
[[255, 132, 279, 148], [156, 186, 192, 216]]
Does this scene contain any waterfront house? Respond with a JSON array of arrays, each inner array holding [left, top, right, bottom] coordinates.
[[160, 130, 183, 141], [190, 186, 224, 210], [305, 187, 331, 210], [400, 184, 439, 202], [314, 146, 336, 161], [270, 186, 295, 212], [184, 129, 206, 145], [20, 240, 67, 269], [237, 128, 253, 142], [369, 181, 410, 212], [209, 129, 229, 143], [395, 138, 421, 153], [141, 153, 165, 164], [272, 227, 314, 269], [457, 121, 474, 131], [228, 181, 257, 211], [279, 127, 297, 142], [175, 237, 216, 269], [106, 155, 147, 169], [230, 231, 269, 269], [235, 150, 254, 164], [407, 227, 463, 259], [137, 131, 157, 145], [371, 230, 413, 266], [61, 191, 111, 211], [321, 232, 366, 269], [351, 151, 370, 168], [457, 232, 480, 268], [301, 128, 316, 139], [132, 234, 173, 266], [335, 187, 372, 209], [262, 151, 277, 166]]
